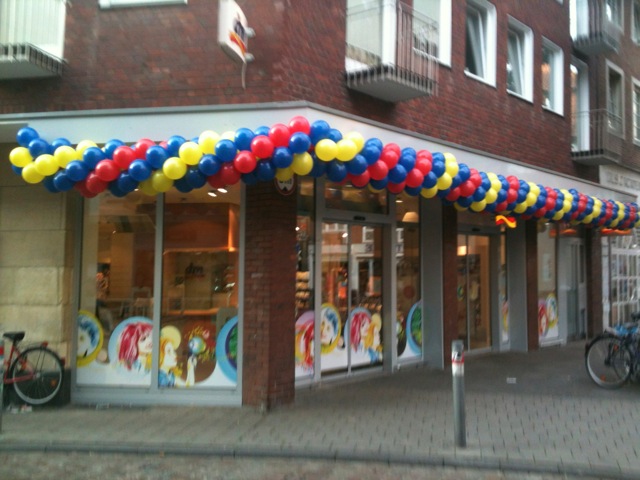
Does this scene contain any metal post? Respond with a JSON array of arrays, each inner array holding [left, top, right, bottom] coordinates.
[[452, 340, 466, 447], [0, 339, 4, 433]]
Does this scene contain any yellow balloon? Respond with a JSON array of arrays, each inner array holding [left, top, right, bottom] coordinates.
[[138, 179, 157, 196], [470, 200, 486, 212], [198, 130, 219, 154], [34, 154, 59, 176], [151, 171, 174, 192], [436, 172, 452, 190], [525, 192, 537, 207], [291, 152, 313, 175], [221, 131, 235, 141], [513, 202, 527, 214], [21, 162, 44, 184], [562, 200, 571, 212], [179, 142, 202, 166], [9, 147, 32, 167], [444, 153, 459, 177], [163, 157, 187, 180], [454, 203, 468, 211], [315, 139, 338, 161], [528, 182, 540, 197], [552, 210, 564, 221], [582, 214, 593, 224], [345, 132, 364, 152], [487, 172, 501, 191], [275, 167, 294, 181], [54, 145, 79, 168], [420, 186, 438, 198], [336, 139, 357, 162], [76, 140, 98, 156], [484, 189, 498, 204]]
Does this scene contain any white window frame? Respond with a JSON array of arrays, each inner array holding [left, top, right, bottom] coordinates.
[[571, 57, 590, 151], [606, 0, 624, 31], [506, 16, 533, 102], [99, 0, 186, 9], [633, 0, 640, 44], [606, 60, 625, 138], [541, 37, 564, 116], [632, 77, 640, 145], [464, 0, 497, 87], [413, 0, 453, 67]]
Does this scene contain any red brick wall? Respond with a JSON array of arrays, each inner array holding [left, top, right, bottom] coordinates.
[[243, 181, 297, 408]]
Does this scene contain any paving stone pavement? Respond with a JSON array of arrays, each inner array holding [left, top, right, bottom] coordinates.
[[1, 341, 639, 480]]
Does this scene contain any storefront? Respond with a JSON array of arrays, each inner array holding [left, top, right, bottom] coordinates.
[[3, 103, 638, 406]]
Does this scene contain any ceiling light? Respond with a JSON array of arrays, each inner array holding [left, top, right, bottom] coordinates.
[[207, 191, 217, 197], [217, 188, 228, 193]]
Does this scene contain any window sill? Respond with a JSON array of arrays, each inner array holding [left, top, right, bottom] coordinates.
[[464, 69, 496, 88], [542, 105, 564, 118], [507, 90, 533, 104], [99, 0, 186, 9]]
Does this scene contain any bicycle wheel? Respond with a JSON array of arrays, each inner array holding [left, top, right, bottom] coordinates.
[[585, 336, 632, 389], [10, 347, 64, 405]]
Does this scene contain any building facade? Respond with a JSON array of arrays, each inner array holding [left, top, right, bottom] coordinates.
[[0, 0, 638, 408]]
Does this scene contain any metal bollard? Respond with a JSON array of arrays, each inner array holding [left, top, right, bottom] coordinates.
[[452, 340, 466, 447]]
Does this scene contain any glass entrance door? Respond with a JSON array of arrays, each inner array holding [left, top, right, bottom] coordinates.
[[457, 234, 492, 351], [320, 222, 383, 375]]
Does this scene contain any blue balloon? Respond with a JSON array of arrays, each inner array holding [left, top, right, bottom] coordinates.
[[51, 138, 72, 151], [234, 128, 255, 151], [496, 189, 507, 203], [108, 182, 127, 198], [128, 160, 152, 182], [117, 172, 139, 193], [399, 150, 416, 171], [272, 147, 293, 168], [16, 127, 39, 147], [42, 176, 59, 193], [457, 196, 473, 208], [288, 132, 311, 154], [103, 139, 125, 158], [423, 171, 438, 189], [254, 125, 270, 136], [450, 174, 462, 189], [66, 161, 90, 182], [308, 156, 327, 177], [345, 154, 367, 175], [255, 160, 276, 181], [53, 171, 75, 192], [198, 154, 221, 176], [241, 171, 259, 185], [365, 138, 383, 150], [361, 145, 381, 165], [405, 185, 421, 196], [309, 120, 331, 144], [516, 188, 527, 203], [518, 179, 529, 193], [166, 135, 186, 157], [473, 186, 486, 202], [327, 128, 342, 142], [431, 154, 445, 177], [369, 178, 388, 190], [146, 145, 168, 169], [215, 139, 237, 163], [326, 161, 347, 183], [185, 168, 207, 188], [480, 173, 491, 191], [388, 164, 407, 183], [11, 165, 22, 175], [458, 164, 471, 182], [83, 147, 106, 169], [174, 177, 193, 193], [28, 138, 49, 158]]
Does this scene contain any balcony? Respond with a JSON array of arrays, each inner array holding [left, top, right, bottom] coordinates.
[[571, 0, 621, 55], [345, 1, 438, 103], [0, 0, 66, 79], [572, 109, 623, 166]]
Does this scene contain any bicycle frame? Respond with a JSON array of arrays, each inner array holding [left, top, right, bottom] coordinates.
[[2, 340, 48, 386]]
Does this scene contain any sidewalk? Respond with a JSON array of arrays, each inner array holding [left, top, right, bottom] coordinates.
[[1, 341, 639, 480]]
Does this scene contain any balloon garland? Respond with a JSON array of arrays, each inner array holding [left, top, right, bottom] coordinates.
[[7, 116, 640, 230]]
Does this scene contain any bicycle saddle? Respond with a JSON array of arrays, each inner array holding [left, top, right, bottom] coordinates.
[[3, 332, 25, 342]]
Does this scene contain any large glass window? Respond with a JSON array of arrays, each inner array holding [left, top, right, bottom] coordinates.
[[506, 17, 532, 101], [414, 0, 452, 66], [541, 38, 564, 115], [607, 62, 624, 136], [634, 79, 640, 144], [465, 0, 496, 85], [537, 223, 558, 345], [325, 181, 388, 214], [571, 59, 589, 151]]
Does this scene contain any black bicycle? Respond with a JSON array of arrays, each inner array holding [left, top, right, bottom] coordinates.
[[585, 313, 640, 389]]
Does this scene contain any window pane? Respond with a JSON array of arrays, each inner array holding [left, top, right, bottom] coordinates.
[[465, 5, 485, 77], [325, 181, 388, 214], [507, 29, 523, 94], [608, 68, 623, 135], [541, 45, 554, 109], [634, 84, 640, 141], [634, 1, 640, 42]]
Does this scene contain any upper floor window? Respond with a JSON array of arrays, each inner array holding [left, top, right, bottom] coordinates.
[[414, 0, 452, 66], [99, 0, 186, 8], [541, 38, 563, 115], [633, 78, 640, 144], [606, 0, 623, 30], [607, 61, 624, 136], [633, 0, 640, 44], [571, 59, 589, 151], [465, 0, 496, 86], [506, 16, 533, 101]]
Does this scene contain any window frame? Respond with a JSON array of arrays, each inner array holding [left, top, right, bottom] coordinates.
[[464, 0, 497, 87], [506, 16, 533, 102], [633, 0, 640, 44], [606, 60, 625, 138], [571, 57, 590, 152], [632, 77, 640, 145], [606, 0, 624, 31], [99, 0, 186, 9], [413, 0, 453, 67], [541, 37, 564, 116]]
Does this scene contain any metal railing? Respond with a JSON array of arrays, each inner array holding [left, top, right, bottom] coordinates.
[[0, 0, 67, 61], [345, 0, 438, 100], [572, 0, 621, 54], [572, 109, 623, 164]]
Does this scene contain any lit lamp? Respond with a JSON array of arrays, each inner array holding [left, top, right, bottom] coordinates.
[[402, 211, 419, 223]]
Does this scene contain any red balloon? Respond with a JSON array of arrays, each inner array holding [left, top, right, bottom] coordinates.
[[219, 162, 241, 185], [379, 149, 399, 169], [268, 124, 291, 148], [113, 146, 135, 170], [288, 116, 310, 134], [494, 201, 508, 212], [445, 187, 461, 202], [387, 181, 405, 194], [469, 173, 482, 187], [506, 189, 518, 203], [507, 175, 519, 190], [414, 156, 432, 175], [233, 151, 257, 174], [85, 173, 109, 194], [134, 139, 155, 159], [74, 180, 97, 198], [349, 171, 370, 188], [459, 180, 476, 197], [207, 173, 226, 189], [545, 197, 556, 210], [250, 135, 275, 159], [368, 160, 389, 181], [95, 159, 120, 181], [405, 168, 424, 188], [416, 149, 432, 162], [383, 143, 401, 156]]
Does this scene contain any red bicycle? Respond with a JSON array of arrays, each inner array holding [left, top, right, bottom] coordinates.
[[2, 331, 64, 406]]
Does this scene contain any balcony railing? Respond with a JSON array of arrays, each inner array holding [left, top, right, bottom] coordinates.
[[571, 0, 621, 55], [0, 0, 66, 79], [572, 109, 623, 165], [345, 1, 438, 103]]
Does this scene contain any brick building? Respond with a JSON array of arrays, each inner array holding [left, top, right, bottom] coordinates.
[[0, 0, 637, 408]]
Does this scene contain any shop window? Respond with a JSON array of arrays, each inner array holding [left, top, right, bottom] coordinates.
[[465, 0, 496, 86], [537, 223, 558, 345], [77, 193, 157, 386], [99, 0, 186, 8], [541, 38, 564, 115], [607, 62, 624, 137], [506, 16, 533, 101], [634, 79, 640, 144], [324, 181, 388, 214]]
